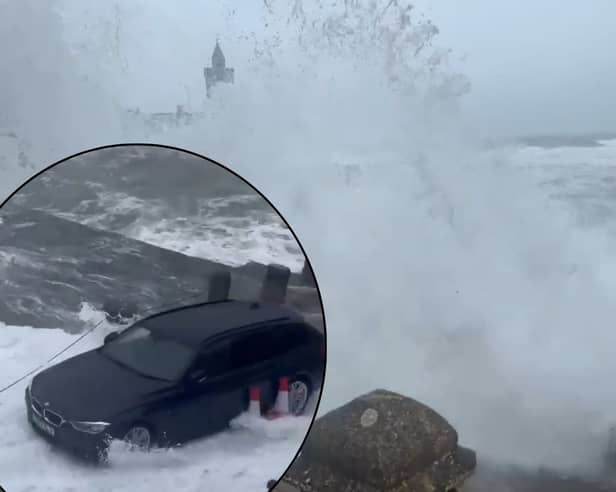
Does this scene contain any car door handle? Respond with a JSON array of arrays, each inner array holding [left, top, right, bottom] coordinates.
[[247, 363, 276, 383], [227, 368, 267, 386]]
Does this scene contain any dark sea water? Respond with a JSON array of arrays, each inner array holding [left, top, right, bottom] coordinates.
[[8, 145, 304, 268], [0, 145, 312, 331]]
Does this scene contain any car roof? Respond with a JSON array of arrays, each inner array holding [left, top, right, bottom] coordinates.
[[137, 299, 305, 346]]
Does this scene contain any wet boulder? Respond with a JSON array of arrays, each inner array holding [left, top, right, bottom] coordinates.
[[279, 389, 476, 492]]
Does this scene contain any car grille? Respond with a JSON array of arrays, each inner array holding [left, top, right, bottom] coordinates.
[[43, 408, 64, 427], [30, 395, 65, 427]]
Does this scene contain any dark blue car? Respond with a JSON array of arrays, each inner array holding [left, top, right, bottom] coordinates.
[[25, 300, 325, 461]]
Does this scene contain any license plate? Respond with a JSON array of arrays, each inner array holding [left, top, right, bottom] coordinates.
[[32, 412, 55, 437]]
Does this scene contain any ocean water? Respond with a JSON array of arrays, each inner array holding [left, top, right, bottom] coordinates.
[[10, 145, 304, 271]]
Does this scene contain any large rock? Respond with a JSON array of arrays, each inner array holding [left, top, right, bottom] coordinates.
[[279, 389, 476, 492]]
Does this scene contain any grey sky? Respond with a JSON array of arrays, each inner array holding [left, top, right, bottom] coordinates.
[[414, 0, 616, 136], [62, 0, 616, 138]]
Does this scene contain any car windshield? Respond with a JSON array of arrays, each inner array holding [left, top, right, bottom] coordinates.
[[99, 324, 196, 382]]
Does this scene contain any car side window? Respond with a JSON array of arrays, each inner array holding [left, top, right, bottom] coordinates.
[[271, 323, 314, 354], [229, 329, 276, 370], [193, 340, 232, 379]]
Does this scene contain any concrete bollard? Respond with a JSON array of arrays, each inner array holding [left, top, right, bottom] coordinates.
[[208, 270, 231, 302], [102, 298, 138, 324], [261, 263, 291, 304], [301, 260, 316, 287]]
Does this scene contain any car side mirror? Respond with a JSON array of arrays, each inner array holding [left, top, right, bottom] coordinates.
[[103, 331, 119, 344], [187, 369, 208, 384]]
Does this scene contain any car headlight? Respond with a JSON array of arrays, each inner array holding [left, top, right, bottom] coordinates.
[[70, 421, 111, 434]]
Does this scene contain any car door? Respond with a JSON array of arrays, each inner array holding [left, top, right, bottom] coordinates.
[[175, 327, 282, 438], [169, 338, 240, 442], [171, 326, 287, 442], [225, 326, 282, 406], [269, 322, 323, 376]]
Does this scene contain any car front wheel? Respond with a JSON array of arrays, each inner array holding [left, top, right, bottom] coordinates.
[[123, 424, 152, 451]]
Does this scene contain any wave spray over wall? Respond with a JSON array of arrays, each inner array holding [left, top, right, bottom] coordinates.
[[3, 0, 616, 479]]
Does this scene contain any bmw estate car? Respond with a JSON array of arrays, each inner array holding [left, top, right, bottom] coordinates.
[[25, 300, 325, 461]]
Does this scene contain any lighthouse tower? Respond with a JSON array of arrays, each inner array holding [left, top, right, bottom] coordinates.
[[204, 40, 234, 98]]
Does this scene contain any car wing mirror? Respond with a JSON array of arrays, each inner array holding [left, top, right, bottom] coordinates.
[[103, 331, 119, 344], [187, 369, 209, 384]]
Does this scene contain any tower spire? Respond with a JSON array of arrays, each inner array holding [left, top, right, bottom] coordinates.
[[204, 39, 234, 98]]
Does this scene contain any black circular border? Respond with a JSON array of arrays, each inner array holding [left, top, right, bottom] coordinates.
[[0, 142, 328, 491]]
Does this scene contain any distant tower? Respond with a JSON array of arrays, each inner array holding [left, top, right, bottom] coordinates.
[[204, 40, 234, 98]]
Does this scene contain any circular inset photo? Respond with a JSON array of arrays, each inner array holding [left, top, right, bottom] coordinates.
[[0, 144, 326, 491]]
